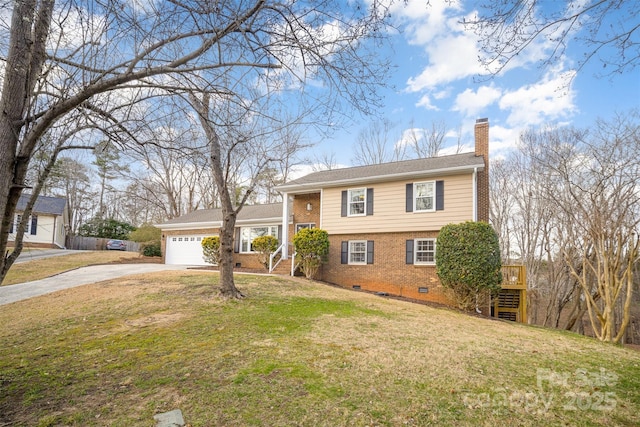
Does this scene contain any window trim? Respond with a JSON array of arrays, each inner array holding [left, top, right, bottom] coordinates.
[[348, 240, 368, 265], [413, 181, 436, 213], [347, 188, 366, 217], [414, 238, 436, 265]]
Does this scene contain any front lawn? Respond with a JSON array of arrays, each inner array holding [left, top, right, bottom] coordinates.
[[0, 272, 637, 426]]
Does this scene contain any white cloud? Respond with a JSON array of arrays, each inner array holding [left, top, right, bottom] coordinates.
[[453, 85, 502, 117], [499, 69, 577, 127], [406, 30, 482, 91], [488, 125, 520, 152], [397, 0, 463, 45], [415, 94, 439, 110], [433, 88, 451, 100]]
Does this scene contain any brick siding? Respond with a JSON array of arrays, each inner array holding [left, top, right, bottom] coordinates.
[[291, 193, 321, 239], [475, 119, 490, 223], [321, 231, 455, 306]]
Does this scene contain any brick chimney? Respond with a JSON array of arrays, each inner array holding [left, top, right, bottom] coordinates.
[[474, 118, 489, 222]]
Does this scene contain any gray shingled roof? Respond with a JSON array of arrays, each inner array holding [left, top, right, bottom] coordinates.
[[17, 194, 66, 215], [277, 152, 484, 193], [159, 203, 283, 227]]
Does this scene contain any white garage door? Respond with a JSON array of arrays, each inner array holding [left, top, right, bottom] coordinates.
[[165, 235, 210, 265]]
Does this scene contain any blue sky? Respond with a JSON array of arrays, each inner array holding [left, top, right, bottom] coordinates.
[[307, 0, 640, 166]]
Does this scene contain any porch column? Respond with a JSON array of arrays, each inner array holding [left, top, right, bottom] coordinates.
[[281, 192, 289, 258]]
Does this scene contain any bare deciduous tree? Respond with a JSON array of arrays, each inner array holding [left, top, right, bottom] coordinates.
[[352, 118, 404, 165], [0, 0, 392, 285], [404, 119, 447, 158], [48, 157, 94, 234], [311, 152, 340, 172], [465, 1, 640, 80], [492, 112, 639, 342]]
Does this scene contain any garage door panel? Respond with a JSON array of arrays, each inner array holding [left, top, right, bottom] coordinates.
[[166, 235, 210, 265]]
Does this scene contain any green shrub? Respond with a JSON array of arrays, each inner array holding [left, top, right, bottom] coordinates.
[[129, 224, 161, 242], [252, 235, 279, 270], [201, 236, 221, 265], [78, 217, 135, 239], [436, 221, 502, 311], [293, 228, 329, 279], [140, 240, 161, 257]]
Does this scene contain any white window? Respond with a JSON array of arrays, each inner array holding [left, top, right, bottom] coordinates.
[[348, 188, 366, 216], [240, 226, 278, 253], [295, 223, 316, 233], [414, 181, 435, 212], [349, 240, 367, 265], [13, 214, 32, 234], [415, 238, 436, 265]]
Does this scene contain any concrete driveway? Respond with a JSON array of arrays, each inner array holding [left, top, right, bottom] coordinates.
[[0, 264, 193, 306]]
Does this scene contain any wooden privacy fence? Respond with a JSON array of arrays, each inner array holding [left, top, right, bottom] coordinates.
[[66, 236, 140, 252], [493, 265, 527, 324]]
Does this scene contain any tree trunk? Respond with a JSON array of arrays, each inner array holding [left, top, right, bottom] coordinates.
[[0, 0, 54, 283], [218, 208, 243, 299], [190, 92, 245, 299]]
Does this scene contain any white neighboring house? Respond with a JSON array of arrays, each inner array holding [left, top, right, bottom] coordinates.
[[9, 194, 68, 249]]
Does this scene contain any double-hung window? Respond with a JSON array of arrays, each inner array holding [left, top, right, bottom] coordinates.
[[348, 188, 366, 216], [414, 181, 435, 212], [406, 181, 444, 212], [341, 240, 374, 265], [348, 240, 367, 265], [406, 238, 436, 265], [341, 188, 373, 217], [415, 238, 436, 264], [240, 226, 278, 253]]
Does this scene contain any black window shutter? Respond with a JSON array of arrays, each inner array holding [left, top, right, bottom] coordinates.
[[234, 228, 240, 253], [9, 216, 13, 234], [366, 188, 374, 216], [436, 180, 444, 211], [341, 241, 348, 264], [366, 241, 374, 264], [406, 240, 414, 264], [277, 225, 282, 243], [341, 191, 348, 217], [406, 184, 413, 212], [30, 215, 38, 235]]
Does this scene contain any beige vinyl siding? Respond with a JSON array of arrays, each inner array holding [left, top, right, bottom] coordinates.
[[18, 215, 57, 245], [321, 173, 474, 234]]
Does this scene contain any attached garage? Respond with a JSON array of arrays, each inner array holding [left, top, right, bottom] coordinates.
[[165, 234, 211, 265], [158, 203, 287, 266]]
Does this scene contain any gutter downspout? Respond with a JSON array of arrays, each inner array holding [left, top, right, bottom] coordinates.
[[472, 167, 478, 222], [281, 192, 289, 259]]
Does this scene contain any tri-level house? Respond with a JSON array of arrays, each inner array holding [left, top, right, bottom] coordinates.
[[159, 118, 490, 306]]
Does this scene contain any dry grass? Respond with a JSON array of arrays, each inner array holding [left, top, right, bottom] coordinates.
[[2, 251, 150, 286], [0, 271, 638, 426]]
